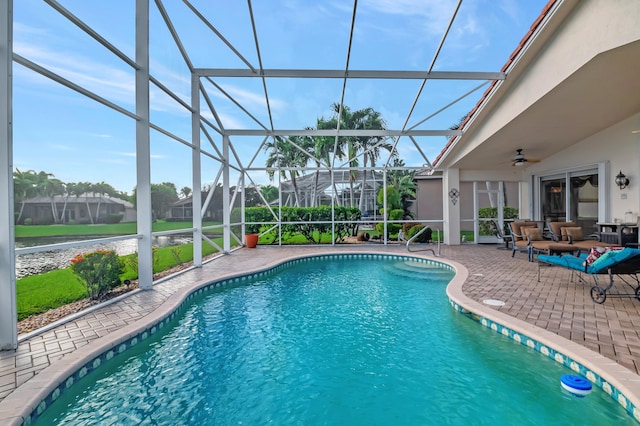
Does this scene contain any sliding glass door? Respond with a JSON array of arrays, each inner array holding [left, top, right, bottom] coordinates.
[[539, 169, 599, 234]]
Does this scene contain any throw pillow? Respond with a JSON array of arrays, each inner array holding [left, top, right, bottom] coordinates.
[[560, 226, 584, 241], [585, 246, 624, 266], [523, 227, 543, 241], [564, 227, 584, 242]]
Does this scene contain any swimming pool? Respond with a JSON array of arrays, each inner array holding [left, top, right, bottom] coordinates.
[[33, 255, 637, 424]]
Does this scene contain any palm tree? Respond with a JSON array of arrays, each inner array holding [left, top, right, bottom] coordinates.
[[13, 168, 39, 223], [264, 136, 309, 207], [32, 171, 65, 223], [325, 103, 391, 211], [388, 159, 417, 219], [180, 186, 192, 199], [314, 115, 345, 206]]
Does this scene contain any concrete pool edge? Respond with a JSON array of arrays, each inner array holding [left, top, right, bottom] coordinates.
[[2, 248, 640, 424], [445, 264, 640, 422]]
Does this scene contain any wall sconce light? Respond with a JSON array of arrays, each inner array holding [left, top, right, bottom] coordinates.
[[615, 171, 629, 190]]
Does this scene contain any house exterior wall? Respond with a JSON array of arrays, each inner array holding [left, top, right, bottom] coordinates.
[[414, 178, 443, 222], [435, 1, 640, 242], [416, 178, 521, 232], [526, 112, 640, 223]]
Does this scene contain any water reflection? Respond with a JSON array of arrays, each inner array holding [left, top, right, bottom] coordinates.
[[15, 235, 193, 279]]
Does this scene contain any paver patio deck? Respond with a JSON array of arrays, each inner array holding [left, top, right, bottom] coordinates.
[[2, 243, 640, 423]]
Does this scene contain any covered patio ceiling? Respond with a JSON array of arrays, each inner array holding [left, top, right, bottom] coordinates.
[[442, 38, 640, 171]]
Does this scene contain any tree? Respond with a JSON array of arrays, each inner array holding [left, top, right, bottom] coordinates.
[[90, 181, 117, 223], [13, 169, 39, 222], [388, 159, 417, 219], [151, 182, 179, 220], [133, 182, 179, 220], [243, 185, 262, 207], [264, 136, 309, 207], [314, 117, 345, 206], [316, 103, 392, 209], [180, 186, 192, 199], [259, 185, 279, 203], [29, 171, 65, 224]]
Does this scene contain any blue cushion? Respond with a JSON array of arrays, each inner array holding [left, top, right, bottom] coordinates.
[[538, 254, 586, 271], [588, 248, 640, 273], [538, 248, 640, 274]]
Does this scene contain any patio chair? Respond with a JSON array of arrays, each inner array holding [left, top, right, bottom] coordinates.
[[546, 221, 617, 252], [508, 221, 544, 260], [490, 220, 512, 250], [537, 247, 640, 304]]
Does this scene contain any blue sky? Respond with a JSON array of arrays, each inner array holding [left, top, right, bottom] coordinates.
[[11, 0, 549, 194]]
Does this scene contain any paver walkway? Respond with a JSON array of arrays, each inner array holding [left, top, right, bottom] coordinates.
[[2, 243, 640, 420]]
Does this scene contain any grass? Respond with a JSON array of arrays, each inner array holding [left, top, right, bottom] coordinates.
[[15, 221, 221, 238], [17, 269, 87, 321], [17, 237, 230, 321]]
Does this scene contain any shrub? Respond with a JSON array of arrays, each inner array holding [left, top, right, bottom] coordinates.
[[233, 206, 361, 243], [375, 208, 404, 236], [23, 217, 32, 225], [478, 206, 519, 235], [105, 213, 124, 224], [70, 249, 124, 300], [407, 225, 432, 243]]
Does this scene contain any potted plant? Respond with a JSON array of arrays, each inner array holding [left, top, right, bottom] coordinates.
[[245, 223, 260, 248]]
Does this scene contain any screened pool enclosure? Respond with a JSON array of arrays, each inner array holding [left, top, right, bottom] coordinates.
[[0, 1, 554, 349]]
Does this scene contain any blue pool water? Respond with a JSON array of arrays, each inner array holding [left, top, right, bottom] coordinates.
[[37, 256, 635, 425]]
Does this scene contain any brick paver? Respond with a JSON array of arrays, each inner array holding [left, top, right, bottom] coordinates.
[[1, 244, 640, 418]]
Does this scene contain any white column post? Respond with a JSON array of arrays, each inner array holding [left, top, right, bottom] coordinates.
[[135, 0, 153, 289], [222, 135, 231, 253], [0, 0, 17, 350], [241, 173, 246, 237], [443, 168, 461, 245], [191, 73, 202, 266], [383, 170, 387, 244]]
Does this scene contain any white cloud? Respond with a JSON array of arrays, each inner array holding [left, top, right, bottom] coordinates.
[[116, 152, 167, 160]]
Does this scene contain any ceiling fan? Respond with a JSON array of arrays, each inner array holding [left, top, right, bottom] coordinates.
[[512, 149, 540, 167]]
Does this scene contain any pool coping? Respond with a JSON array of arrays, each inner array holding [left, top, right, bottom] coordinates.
[[2, 249, 640, 424], [446, 261, 640, 421]]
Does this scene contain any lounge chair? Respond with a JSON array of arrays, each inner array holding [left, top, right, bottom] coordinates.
[[537, 247, 640, 304]]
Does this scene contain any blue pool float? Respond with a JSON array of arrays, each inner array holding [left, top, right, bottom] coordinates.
[[561, 374, 592, 397]]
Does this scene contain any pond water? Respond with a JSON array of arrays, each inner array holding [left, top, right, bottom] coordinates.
[[15, 235, 192, 278]]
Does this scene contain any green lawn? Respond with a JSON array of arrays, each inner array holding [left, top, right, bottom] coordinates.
[[15, 220, 221, 238]]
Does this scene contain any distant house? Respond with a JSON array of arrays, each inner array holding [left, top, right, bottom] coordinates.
[[280, 170, 383, 215], [168, 197, 195, 221], [18, 194, 136, 225], [168, 196, 219, 221]]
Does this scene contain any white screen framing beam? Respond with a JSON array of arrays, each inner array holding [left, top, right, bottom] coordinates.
[[224, 129, 462, 137], [194, 69, 505, 80], [135, 0, 153, 291], [0, 0, 17, 350]]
